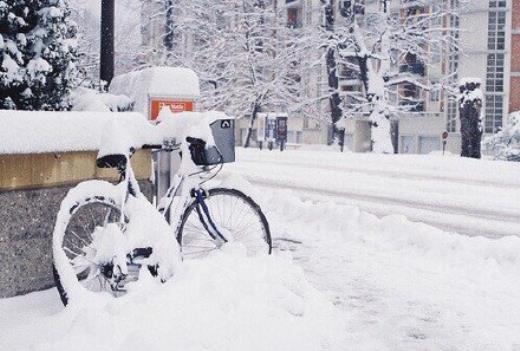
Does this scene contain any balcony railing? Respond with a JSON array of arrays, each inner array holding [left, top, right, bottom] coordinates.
[[399, 63, 425, 76], [400, 100, 425, 112], [339, 69, 360, 81]]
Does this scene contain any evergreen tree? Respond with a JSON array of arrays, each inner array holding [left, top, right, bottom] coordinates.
[[0, 0, 79, 110]]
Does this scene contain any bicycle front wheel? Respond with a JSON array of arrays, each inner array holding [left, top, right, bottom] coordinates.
[[177, 188, 272, 258]]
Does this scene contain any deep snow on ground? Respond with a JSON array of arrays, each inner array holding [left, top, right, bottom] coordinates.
[[2, 150, 520, 350], [1, 247, 346, 351], [259, 187, 520, 350]]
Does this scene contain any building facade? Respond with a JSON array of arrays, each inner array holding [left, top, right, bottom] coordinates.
[[141, 0, 517, 153]]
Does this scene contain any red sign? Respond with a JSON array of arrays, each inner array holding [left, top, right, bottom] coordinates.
[[442, 131, 449, 140], [150, 98, 194, 120]]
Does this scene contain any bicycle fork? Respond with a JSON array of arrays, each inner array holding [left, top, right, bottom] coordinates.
[[193, 189, 229, 246]]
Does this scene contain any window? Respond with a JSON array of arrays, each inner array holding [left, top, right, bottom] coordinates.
[[445, 0, 460, 133], [485, 0, 507, 133], [485, 95, 503, 133], [287, 8, 302, 28], [306, 0, 312, 24]]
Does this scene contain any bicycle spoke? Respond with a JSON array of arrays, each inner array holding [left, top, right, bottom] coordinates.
[[68, 230, 90, 248], [179, 190, 270, 259]]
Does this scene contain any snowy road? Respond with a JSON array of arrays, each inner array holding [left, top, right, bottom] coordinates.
[[224, 148, 520, 238]]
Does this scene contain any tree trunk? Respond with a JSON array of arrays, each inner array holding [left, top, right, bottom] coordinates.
[[244, 102, 261, 148], [322, 0, 343, 144], [459, 80, 483, 159]]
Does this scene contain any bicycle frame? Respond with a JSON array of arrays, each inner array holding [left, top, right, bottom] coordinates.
[[117, 148, 228, 247]]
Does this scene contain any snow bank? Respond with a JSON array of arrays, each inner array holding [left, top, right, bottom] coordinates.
[[1, 249, 346, 351], [110, 67, 200, 115], [242, 180, 520, 349]]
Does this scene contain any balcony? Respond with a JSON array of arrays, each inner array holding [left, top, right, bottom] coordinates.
[[400, 100, 425, 112], [399, 63, 425, 76], [339, 68, 360, 81], [339, 1, 365, 17]]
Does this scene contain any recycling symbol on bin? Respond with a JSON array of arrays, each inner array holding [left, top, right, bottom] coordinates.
[[221, 120, 231, 129]]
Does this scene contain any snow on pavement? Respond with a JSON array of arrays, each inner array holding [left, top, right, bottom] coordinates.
[[2, 159, 520, 350], [255, 186, 520, 350], [1, 247, 347, 351]]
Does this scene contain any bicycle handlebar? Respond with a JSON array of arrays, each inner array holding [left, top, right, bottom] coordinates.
[[142, 137, 204, 151], [142, 144, 163, 150]]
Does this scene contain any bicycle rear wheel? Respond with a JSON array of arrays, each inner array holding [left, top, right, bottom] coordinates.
[[177, 188, 271, 259]]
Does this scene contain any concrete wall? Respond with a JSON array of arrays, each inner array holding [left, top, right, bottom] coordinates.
[[0, 151, 153, 298]]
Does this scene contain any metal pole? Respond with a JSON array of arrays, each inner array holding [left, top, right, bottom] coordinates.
[[100, 0, 115, 87]]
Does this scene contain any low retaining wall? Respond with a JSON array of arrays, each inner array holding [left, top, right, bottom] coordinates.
[[0, 151, 153, 298]]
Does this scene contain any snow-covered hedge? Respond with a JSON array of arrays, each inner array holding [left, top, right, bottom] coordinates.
[[0, 109, 226, 155], [0, 111, 149, 154], [483, 112, 520, 161]]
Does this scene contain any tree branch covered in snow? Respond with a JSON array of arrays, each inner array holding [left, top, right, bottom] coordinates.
[[484, 112, 520, 161], [0, 0, 80, 110]]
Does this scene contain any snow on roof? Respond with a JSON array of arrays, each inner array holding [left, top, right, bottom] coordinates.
[[459, 77, 482, 86], [109, 67, 200, 115]]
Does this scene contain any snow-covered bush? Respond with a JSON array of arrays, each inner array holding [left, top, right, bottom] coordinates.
[[71, 88, 134, 112], [0, 0, 79, 110], [484, 112, 520, 161]]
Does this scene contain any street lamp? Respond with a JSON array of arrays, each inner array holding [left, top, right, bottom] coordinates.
[[100, 0, 115, 87]]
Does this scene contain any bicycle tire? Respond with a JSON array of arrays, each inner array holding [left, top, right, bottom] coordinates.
[[177, 188, 272, 258], [52, 180, 126, 305]]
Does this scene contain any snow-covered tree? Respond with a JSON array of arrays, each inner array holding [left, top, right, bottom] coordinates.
[[458, 78, 483, 159], [332, 0, 461, 153], [0, 0, 79, 110], [484, 112, 520, 162]]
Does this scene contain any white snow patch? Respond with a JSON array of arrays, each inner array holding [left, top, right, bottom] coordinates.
[[1, 250, 347, 351], [0, 110, 221, 155]]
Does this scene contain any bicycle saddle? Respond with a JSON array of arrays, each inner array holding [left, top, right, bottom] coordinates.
[[96, 153, 128, 170]]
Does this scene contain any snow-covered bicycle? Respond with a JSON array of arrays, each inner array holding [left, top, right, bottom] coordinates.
[[52, 118, 271, 306]]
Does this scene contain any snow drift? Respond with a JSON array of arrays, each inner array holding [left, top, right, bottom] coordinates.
[[1, 248, 347, 351]]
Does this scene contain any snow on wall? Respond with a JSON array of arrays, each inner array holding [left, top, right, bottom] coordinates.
[[109, 67, 200, 115], [0, 110, 226, 155], [0, 111, 151, 154]]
